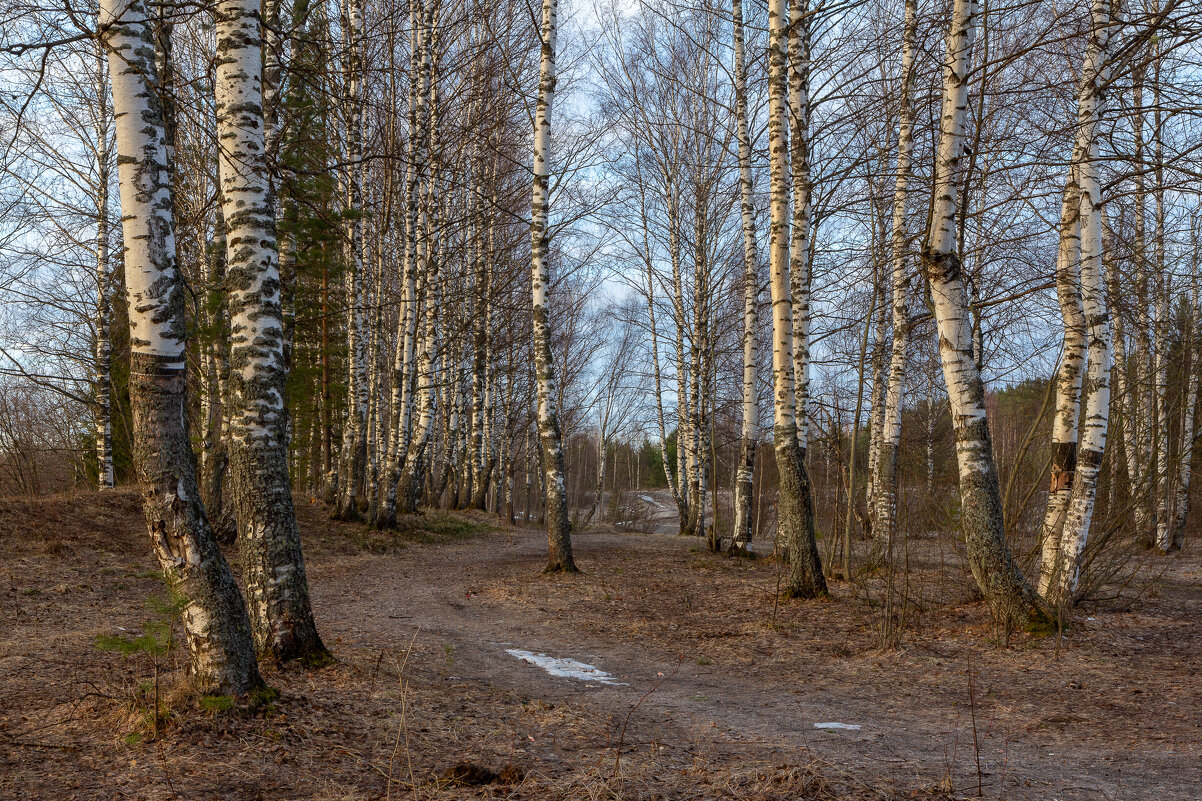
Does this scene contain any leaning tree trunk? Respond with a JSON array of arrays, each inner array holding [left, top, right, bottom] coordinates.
[[1037, 169, 1086, 596], [868, 0, 917, 568], [920, 0, 1042, 629], [102, 0, 261, 694], [768, 0, 826, 598], [215, 0, 326, 663], [730, 0, 758, 552], [93, 36, 115, 491], [531, 0, 576, 573]]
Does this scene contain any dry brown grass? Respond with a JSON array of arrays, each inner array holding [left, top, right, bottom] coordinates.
[[1, 492, 1198, 800]]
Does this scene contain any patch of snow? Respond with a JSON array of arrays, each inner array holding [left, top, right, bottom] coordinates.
[[814, 722, 861, 731], [506, 649, 627, 686], [639, 494, 666, 510]]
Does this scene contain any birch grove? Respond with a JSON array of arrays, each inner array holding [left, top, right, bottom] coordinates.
[[2, 0, 1202, 696]]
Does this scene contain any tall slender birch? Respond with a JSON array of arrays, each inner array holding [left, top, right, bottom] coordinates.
[[1169, 252, 1199, 550], [1037, 169, 1086, 596], [376, 0, 431, 528], [730, 0, 758, 551], [215, 0, 326, 661], [336, 0, 369, 520], [1045, 0, 1112, 608], [1152, 53, 1171, 553], [768, 0, 826, 598], [787, 0, 812, 454], [531, 0, 576, 572], [869, 0, 918, 566], [93, 35, 115, 490], [921, 0, 1041, 626], [102, 0, 261, 693]]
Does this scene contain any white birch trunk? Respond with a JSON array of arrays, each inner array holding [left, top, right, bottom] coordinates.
[[93, 37, 115, 491], [869, 0, 918, 565], [787, 0, 812, 454], [376, 3, 430, 527], [1047, 0, 1112, 608], [1037, 169, 1086, 596], [215, 0, 326, 661], [336, 0, 368, 519], [531, 0, 576, 572], [103, 0, 262, 693], [921, 0, 1041, 625], [731, 0, 758, 551], [768, 0, 825, 597]]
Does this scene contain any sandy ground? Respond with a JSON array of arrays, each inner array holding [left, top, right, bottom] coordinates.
[[1, 490, 1198, 800]]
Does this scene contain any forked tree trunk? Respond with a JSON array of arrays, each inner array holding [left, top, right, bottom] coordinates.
[[1046, 0, 1113, 608], [531, 0, 576, 573], [215, 0, 327, 662], [868, 0, 917, 567], [102, 0, 261, 694], [730, 0, 758, 552], [1037, 170, 1086, 596], [768, 0, 825, 598], [1049, 0, 1112, 606], [920, 0, 1042, 628]]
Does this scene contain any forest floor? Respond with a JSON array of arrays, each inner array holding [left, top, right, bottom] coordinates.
[[1, 489, 1199, 800]]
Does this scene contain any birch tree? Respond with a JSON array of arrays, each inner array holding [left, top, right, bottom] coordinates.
[[767, 0, 825, 598], [920, 0, 1042, 627], [531, 0, 577, 572], [1036, 163, 1086, 597], [868, 0, 917, 566], [335, 0, 369, 520], [93, 35, 115, 490], [730, 0, 757, 553], [102, 0, 262, 693], [215, 0, 327, 661], [1047, 0, 1113, 608]]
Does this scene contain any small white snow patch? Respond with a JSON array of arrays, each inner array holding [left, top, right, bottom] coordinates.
[[639, 494, 666, 509], [814, 722, 861, 731], [506, 649, 627, 686]]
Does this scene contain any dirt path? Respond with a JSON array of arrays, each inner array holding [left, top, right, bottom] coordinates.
[[307, 523, 1202, 801], [2, 493, 1197, 799]]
